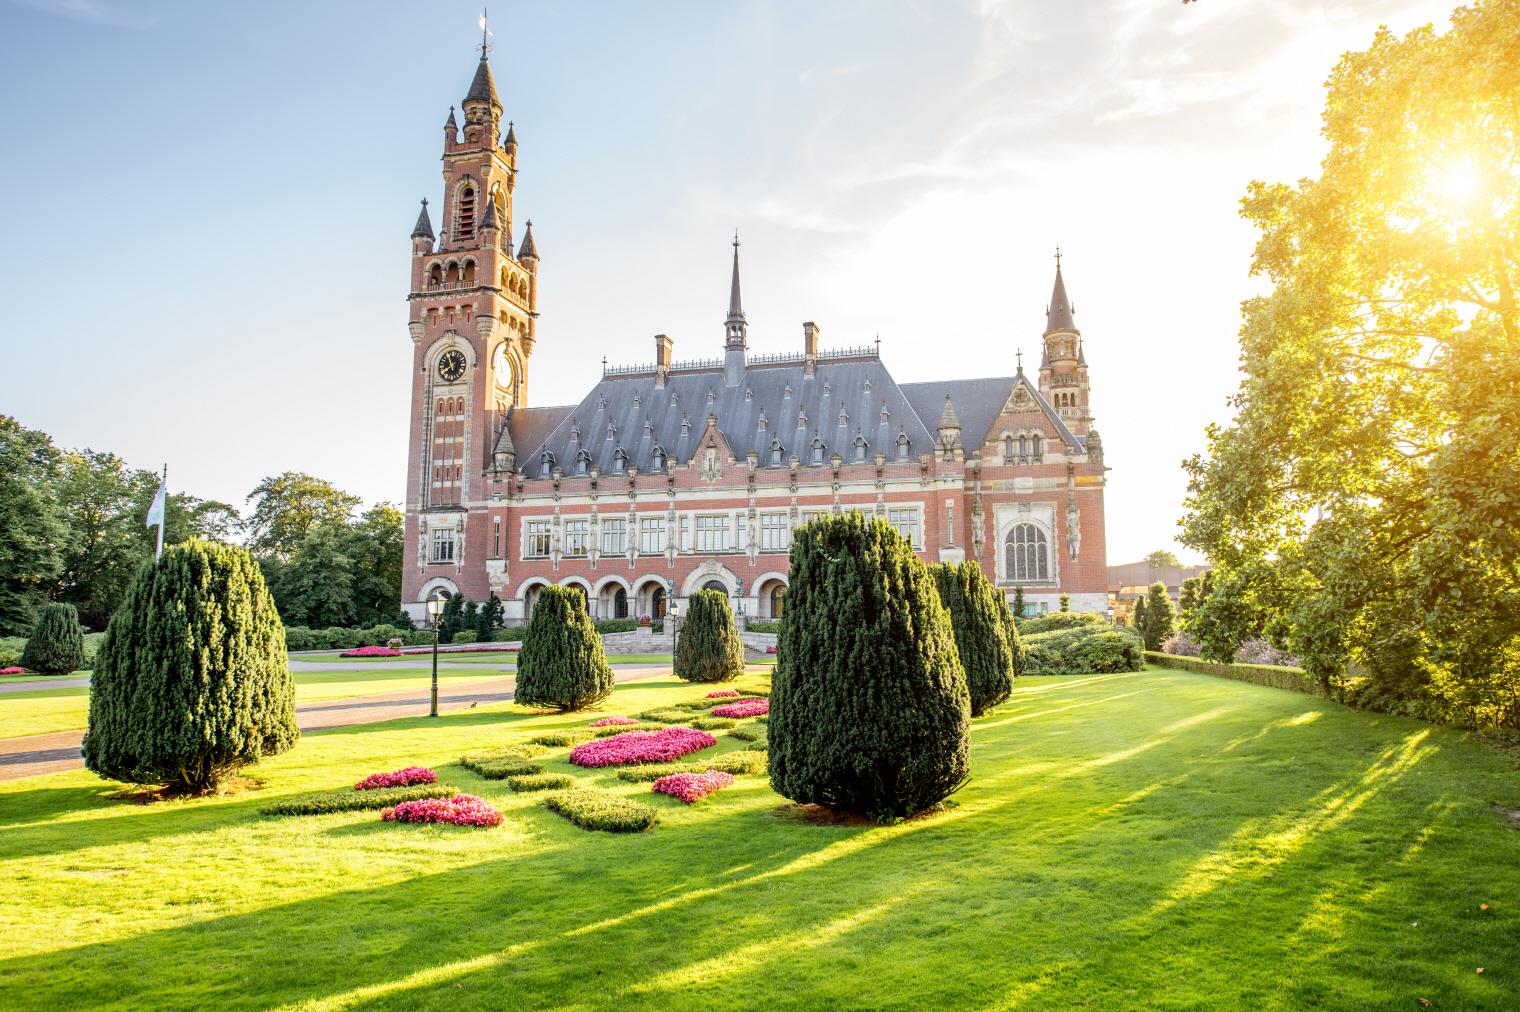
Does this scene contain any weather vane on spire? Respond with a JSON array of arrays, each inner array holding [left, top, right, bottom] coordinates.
[[733, 228, 740, 249], [1054, 245, 1062, 267], [478, 8, 493, 59]]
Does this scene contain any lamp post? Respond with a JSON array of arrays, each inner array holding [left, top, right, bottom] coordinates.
[[734, 577, 744, 630], [668, 580, 679, 643], [426, 595, 447, 718]]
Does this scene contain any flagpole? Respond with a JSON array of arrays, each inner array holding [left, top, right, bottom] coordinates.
[[156, 463, 166, 560]]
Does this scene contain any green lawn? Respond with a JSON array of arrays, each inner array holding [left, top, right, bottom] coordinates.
[[2, 666, 1517, 1008], [0, 664, 515, 739]]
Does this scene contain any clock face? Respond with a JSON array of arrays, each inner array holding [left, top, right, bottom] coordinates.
[[492, 344, 514, 391], [437, 349, 467, 383]]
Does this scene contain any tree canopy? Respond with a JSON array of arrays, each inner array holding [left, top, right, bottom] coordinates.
[[243, 472, 361, 559], [1181, 4, 1520, 729]]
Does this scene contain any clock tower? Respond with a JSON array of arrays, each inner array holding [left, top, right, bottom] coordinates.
[[403, 28, 539, 602]]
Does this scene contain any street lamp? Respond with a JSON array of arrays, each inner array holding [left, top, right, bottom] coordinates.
[[426, 595, 447, 718]]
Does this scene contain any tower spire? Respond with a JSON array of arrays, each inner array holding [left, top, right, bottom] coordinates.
[[726, 231, 745, 325], [1045, 247, 1075, 334], [464, 10, 500, 111]]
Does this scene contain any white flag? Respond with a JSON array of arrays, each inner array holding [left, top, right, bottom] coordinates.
[[146, 478, 166, 530]]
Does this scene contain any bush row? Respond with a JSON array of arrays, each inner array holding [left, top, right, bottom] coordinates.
[[1024, 624, 1144, 675], [282, 619, 644, 653], [542, 788, 660, 832], [743, 619, 783, 634], [261, 783, 459, 816], [1144, 651, 1319, 696], [614, 750, 768, 782]]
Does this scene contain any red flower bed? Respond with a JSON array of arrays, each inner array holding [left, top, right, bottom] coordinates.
[[569, 727, 717, 768], [381, 794, 501, 827], [711, 698, 769, 719], [355, 766, 437, 791], [705, 690, 740, 698], [652, 770, 736, 804], [0, 667, 26, 676], [589, 715, 641, 727], [341, 645, 402, 658]]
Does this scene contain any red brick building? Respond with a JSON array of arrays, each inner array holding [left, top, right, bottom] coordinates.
[[400, 48, 1110, 626]]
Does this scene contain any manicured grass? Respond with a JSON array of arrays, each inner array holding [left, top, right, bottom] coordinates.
[[1, 667, 1517, 1008], [0, 664, 513, 739]]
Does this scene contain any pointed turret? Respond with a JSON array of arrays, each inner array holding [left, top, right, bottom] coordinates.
[[411, 198, 435, 241], [726, 233, 746, 326], [1045, 255, 1076, 334], [503, 120, 517, 154], [723, 232, 748, 386], [444, 106, 458, 132], [517, 220, 538, 263], [938, 393, 962, 432], [479, 195, 498, 232], [465, 54, 500, 110]]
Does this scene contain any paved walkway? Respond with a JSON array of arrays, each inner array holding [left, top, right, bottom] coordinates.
[[0, 666, 669, 783]]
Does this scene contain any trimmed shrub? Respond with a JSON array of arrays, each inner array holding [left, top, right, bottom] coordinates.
[[20, 602, 87, 676], [769, 512, 970, 823], [728, 725, 765, 743], [382, 793, 501, 827], [462, 758, 542, 779], [1138, 581, 1176, 651], [710, 698, 768, 718], [83, 541, 299, 794], [589, 715, 641, 726], [653, 770, 736, 803], [930, 562, 1014, 717], [490, 627, 526, 642], [528, 729, 597, 748], [591, 721, 665, 738], [1024, 624, 1144, 675], [453, 630, 479, 644], [997, 593, 1028, 678], [261, 783, 458, 816], [639, 707, 694, 724], [514, 586, 614, 711], [506, 772, 575, 792], [745, 619, 783, 634], [569, 727, 717, 768], [1018, 611, 1108, 636], [674, 589, 746, 683], [1144, 651, 1318, 695], [322, 626, 363, 650], [459, 744, 548, 778], [594, 619, 639, 634], [690, 716, 737, 730], [355, 766, 436, 790], [542, 788, 659, 832]]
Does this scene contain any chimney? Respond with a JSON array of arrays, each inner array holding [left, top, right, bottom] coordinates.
[[803, 321, 820, 377], [654, 334, 673, 388]]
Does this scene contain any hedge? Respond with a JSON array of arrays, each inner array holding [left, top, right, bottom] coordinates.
[[506, 773, 575, 792], [261, 783, 458, 816], [542, 788, 660, 832], [460, 758, 543, 780], [1144, 651, 1319, 696], [528, 729, 598, 747], [615, 750, 769, 781], [745, 619, 783, 634], [1017, 611, 1109, 636], [1024, 624, 1144, 675]]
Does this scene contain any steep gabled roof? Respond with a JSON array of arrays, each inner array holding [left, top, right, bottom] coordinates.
[[411, 199, 434, 240], [465, 56, 499, 107], [1046, 263, 1075, 333]]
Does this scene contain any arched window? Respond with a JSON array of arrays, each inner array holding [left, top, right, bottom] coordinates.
[[463, 260, 476, 284], [1018, 435, 1027, 458], [896, 433, 911, 459], [702, 580, 728, 595], [769, 584, 785, 618], [429, 264, 443, 286], [1005, 523, 1050, 582], [613, 588, 629, 619], [458, 185, 476, 239], [1031, 434, 1043, 461], [651, 586, 666, 619], [1003, 436, 1014, 462]]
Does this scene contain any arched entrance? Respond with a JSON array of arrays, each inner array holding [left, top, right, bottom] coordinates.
[[650, 586, 666, 620], [701, 579, 729, 595]]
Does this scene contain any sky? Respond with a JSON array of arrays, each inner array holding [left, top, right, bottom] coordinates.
[[0, 0, 1460, 565]]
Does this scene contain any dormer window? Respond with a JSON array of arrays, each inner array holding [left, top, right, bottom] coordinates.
[[652, 446, 666, 471], [853, 435, 868, 462], [538, 450, 556, 477], [896, 433, 911, 459], [769, 439, 785, 467], [612, 448, 628, 474], [575, 451, 591, 476], [810, 438, 825, 465]]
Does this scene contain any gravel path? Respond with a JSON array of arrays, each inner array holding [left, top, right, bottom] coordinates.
[[0, 666, 669, 783]]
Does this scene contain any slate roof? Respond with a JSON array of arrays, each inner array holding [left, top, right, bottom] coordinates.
[[1046, 263, 1075, 332], [411, 199, 434, 240], [465, 57, 499, 107], [513, 353, 1082, 478]]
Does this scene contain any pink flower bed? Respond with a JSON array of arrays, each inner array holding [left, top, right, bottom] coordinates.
[[711, 698, 769, 718], [355, 766, 437, 791], [589, 715, 641, 727], [0, 667, 26, 676], [398, 644, 520, 655], [341, 645, 402, 657], [381, 793, 501, 827], [652, 770, 736, 804], [569, 727, 717, 768], [705, 690, 740, 698]]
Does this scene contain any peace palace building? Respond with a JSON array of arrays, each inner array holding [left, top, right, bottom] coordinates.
[[400, 47, 1109, 627]]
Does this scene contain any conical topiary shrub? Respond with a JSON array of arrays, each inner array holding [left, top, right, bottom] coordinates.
[[515, 586, 614, 711], [674, 588, 745, 683], [930, 561, 1015, 716], [998, 592, 1028, 679], [20, 601, 87, 676], [82, 540, 298, 794], [769, 511, 970, 823]]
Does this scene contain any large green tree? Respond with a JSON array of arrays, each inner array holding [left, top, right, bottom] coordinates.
[[243, 472, 361, 559], [673, 588, 745, 683], [1181, 4, 1520, 729], [0, 417, 66, 634]]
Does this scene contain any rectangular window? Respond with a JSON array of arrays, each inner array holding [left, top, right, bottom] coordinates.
[[639, 516, 667, 554], [492, 516, 501, 558], [563, 519, 590, 557], [889, 507, 922, 549], [524, 520, 551, 559], [736, 512, 748, 551], [695, 514, 727, 552], [760, 512, 789, 552], [798, 510, 825, 529], [429, 528, 455, 564], [601, 518, 626, 555]]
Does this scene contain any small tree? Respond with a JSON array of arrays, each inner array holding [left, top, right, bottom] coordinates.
[[770, 511, 969, 823], [931, 562, 1014, 716], [438, 593, 466, 642], [20, 601, 86, 676], [1012, 586, 1026, 619], [477, 593, 505, 639], [82, 540, 298, 794], [1139, 581, 1175, 651], [998, 593, 1028, 678], [515, 586, 613, 711], [1132, 594, 1147, 631], [674, 589, 745, 683], [1059, 593, 1071, 612]]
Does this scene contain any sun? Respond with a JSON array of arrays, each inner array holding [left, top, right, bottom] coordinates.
[[1437, 159, 1481, 203]]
